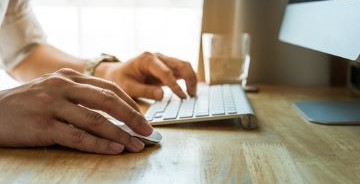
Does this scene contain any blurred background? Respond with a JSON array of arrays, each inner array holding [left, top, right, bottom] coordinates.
[[200, 0, 347, 87], [0, 0, 348, 89]]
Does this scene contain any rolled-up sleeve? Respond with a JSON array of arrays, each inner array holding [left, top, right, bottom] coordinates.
[[0, 0, 46, 71]]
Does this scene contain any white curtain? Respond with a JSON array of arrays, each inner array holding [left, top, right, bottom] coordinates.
[[32, 0, 203, 67]]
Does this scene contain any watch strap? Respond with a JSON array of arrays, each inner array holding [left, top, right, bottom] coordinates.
[[84, 53, 121, 76]]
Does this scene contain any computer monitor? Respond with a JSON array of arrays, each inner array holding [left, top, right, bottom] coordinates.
[[279, 0, 360, 125]]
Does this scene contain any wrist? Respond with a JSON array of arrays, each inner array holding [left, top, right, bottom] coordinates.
[[94, 62, 114, 79], [84, 54, 121, 78]]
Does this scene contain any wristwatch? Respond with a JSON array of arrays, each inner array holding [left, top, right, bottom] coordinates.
[[83, 53, 121, 76]]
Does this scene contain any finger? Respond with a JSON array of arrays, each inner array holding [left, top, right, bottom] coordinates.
[[146, 55, 187, 99], [72, 75, 140, 112], [157, 54, 197, 97], [51, 120, 125, 154], [64, 84, 153, 136], [126, 79, 164, 100], [55, 102, 145, 152], [55, 68, 140, 112]]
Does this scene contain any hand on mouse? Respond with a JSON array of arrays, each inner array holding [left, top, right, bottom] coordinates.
[[96, 52, 197, 100], [0, 68, 153, 154]]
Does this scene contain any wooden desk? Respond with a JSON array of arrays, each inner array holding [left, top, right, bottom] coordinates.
[[0, 85, 359, 183]]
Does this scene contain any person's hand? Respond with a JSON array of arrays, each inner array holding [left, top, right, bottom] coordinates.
[[98, 52, 197, 100], [0, 68, 153, 154]]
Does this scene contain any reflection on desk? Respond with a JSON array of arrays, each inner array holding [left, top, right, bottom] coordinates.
[[0, 85, 359, 183]]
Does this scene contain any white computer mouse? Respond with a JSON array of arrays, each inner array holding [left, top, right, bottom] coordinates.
[[116, 123, 162, 145], [108, 118, 162, 145]]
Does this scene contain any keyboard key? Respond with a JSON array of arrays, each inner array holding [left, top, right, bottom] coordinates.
[[148, 101, 168, 114], [178, 98, 195, 118], [231, 84, 250, 114], [211, 110, 225, 115], [223, 84, 237, 114], [210, 85, 225, 116], [145, 116, 153, 121], [194, 90, 209, 117], [163, 115, 177, 120], [195, 111, 209, 117], [179, 111, 194, 118], [154, 112, 163, 118], [146, 102, 167, 121], [226, 108, 237, 114], [162, 95, 181, 120]]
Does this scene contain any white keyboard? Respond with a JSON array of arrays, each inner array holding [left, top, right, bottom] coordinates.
[[145, 83, 257, 128]]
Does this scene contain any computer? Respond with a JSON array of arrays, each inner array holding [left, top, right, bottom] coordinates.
[[279, 0, 360, 124]]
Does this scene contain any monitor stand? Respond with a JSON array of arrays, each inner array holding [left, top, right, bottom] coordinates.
[[294, 101, 360, 125]]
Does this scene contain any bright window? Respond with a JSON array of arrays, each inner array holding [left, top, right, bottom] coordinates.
[[0, 0, 203, 90]]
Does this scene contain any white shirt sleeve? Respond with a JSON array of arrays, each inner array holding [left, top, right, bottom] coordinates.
[[0, 0, 46, 71]]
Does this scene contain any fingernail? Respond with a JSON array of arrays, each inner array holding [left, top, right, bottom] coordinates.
[[180, 92, 187, 99], [130, 137, 145, 151], [191, 88, 197, 97], [109, 142, 124, 154], [153, 89, 163, 100], [178, 89, 187, 99]]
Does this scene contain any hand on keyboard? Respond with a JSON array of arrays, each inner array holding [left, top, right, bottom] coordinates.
[[98, 52, 197, 100]]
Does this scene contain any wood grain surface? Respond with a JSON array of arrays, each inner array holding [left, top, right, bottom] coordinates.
[[0, 85, 359, 184]]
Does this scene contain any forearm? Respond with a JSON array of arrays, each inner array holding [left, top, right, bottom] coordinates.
[[9, 44, 87, 82]]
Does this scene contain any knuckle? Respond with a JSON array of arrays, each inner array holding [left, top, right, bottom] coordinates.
[[86, 111, 106, 128], [131, 108, 139, 118], [129, 100, 139, 110], [93, 138, 106, 152], [71, 129, 87, 145], [34, 92, 57, 106], [185, 62, 194, 71], [142, 51, 154, 57], [116, 129, 132, 144], [56, 68, 79, 76], [100, 89, 117, 103], [107, 80, 118, 88], [179, 61, 191, 70], [128, 109, 137, 119], [185, 62, 192, 67], [41, 73, 52, 79], [163, 69, 174, 77], [107, 81, 122, 93], [141, 52, 156, 62], [42, 76, 70, 87], [125, 109, 143, 125]]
